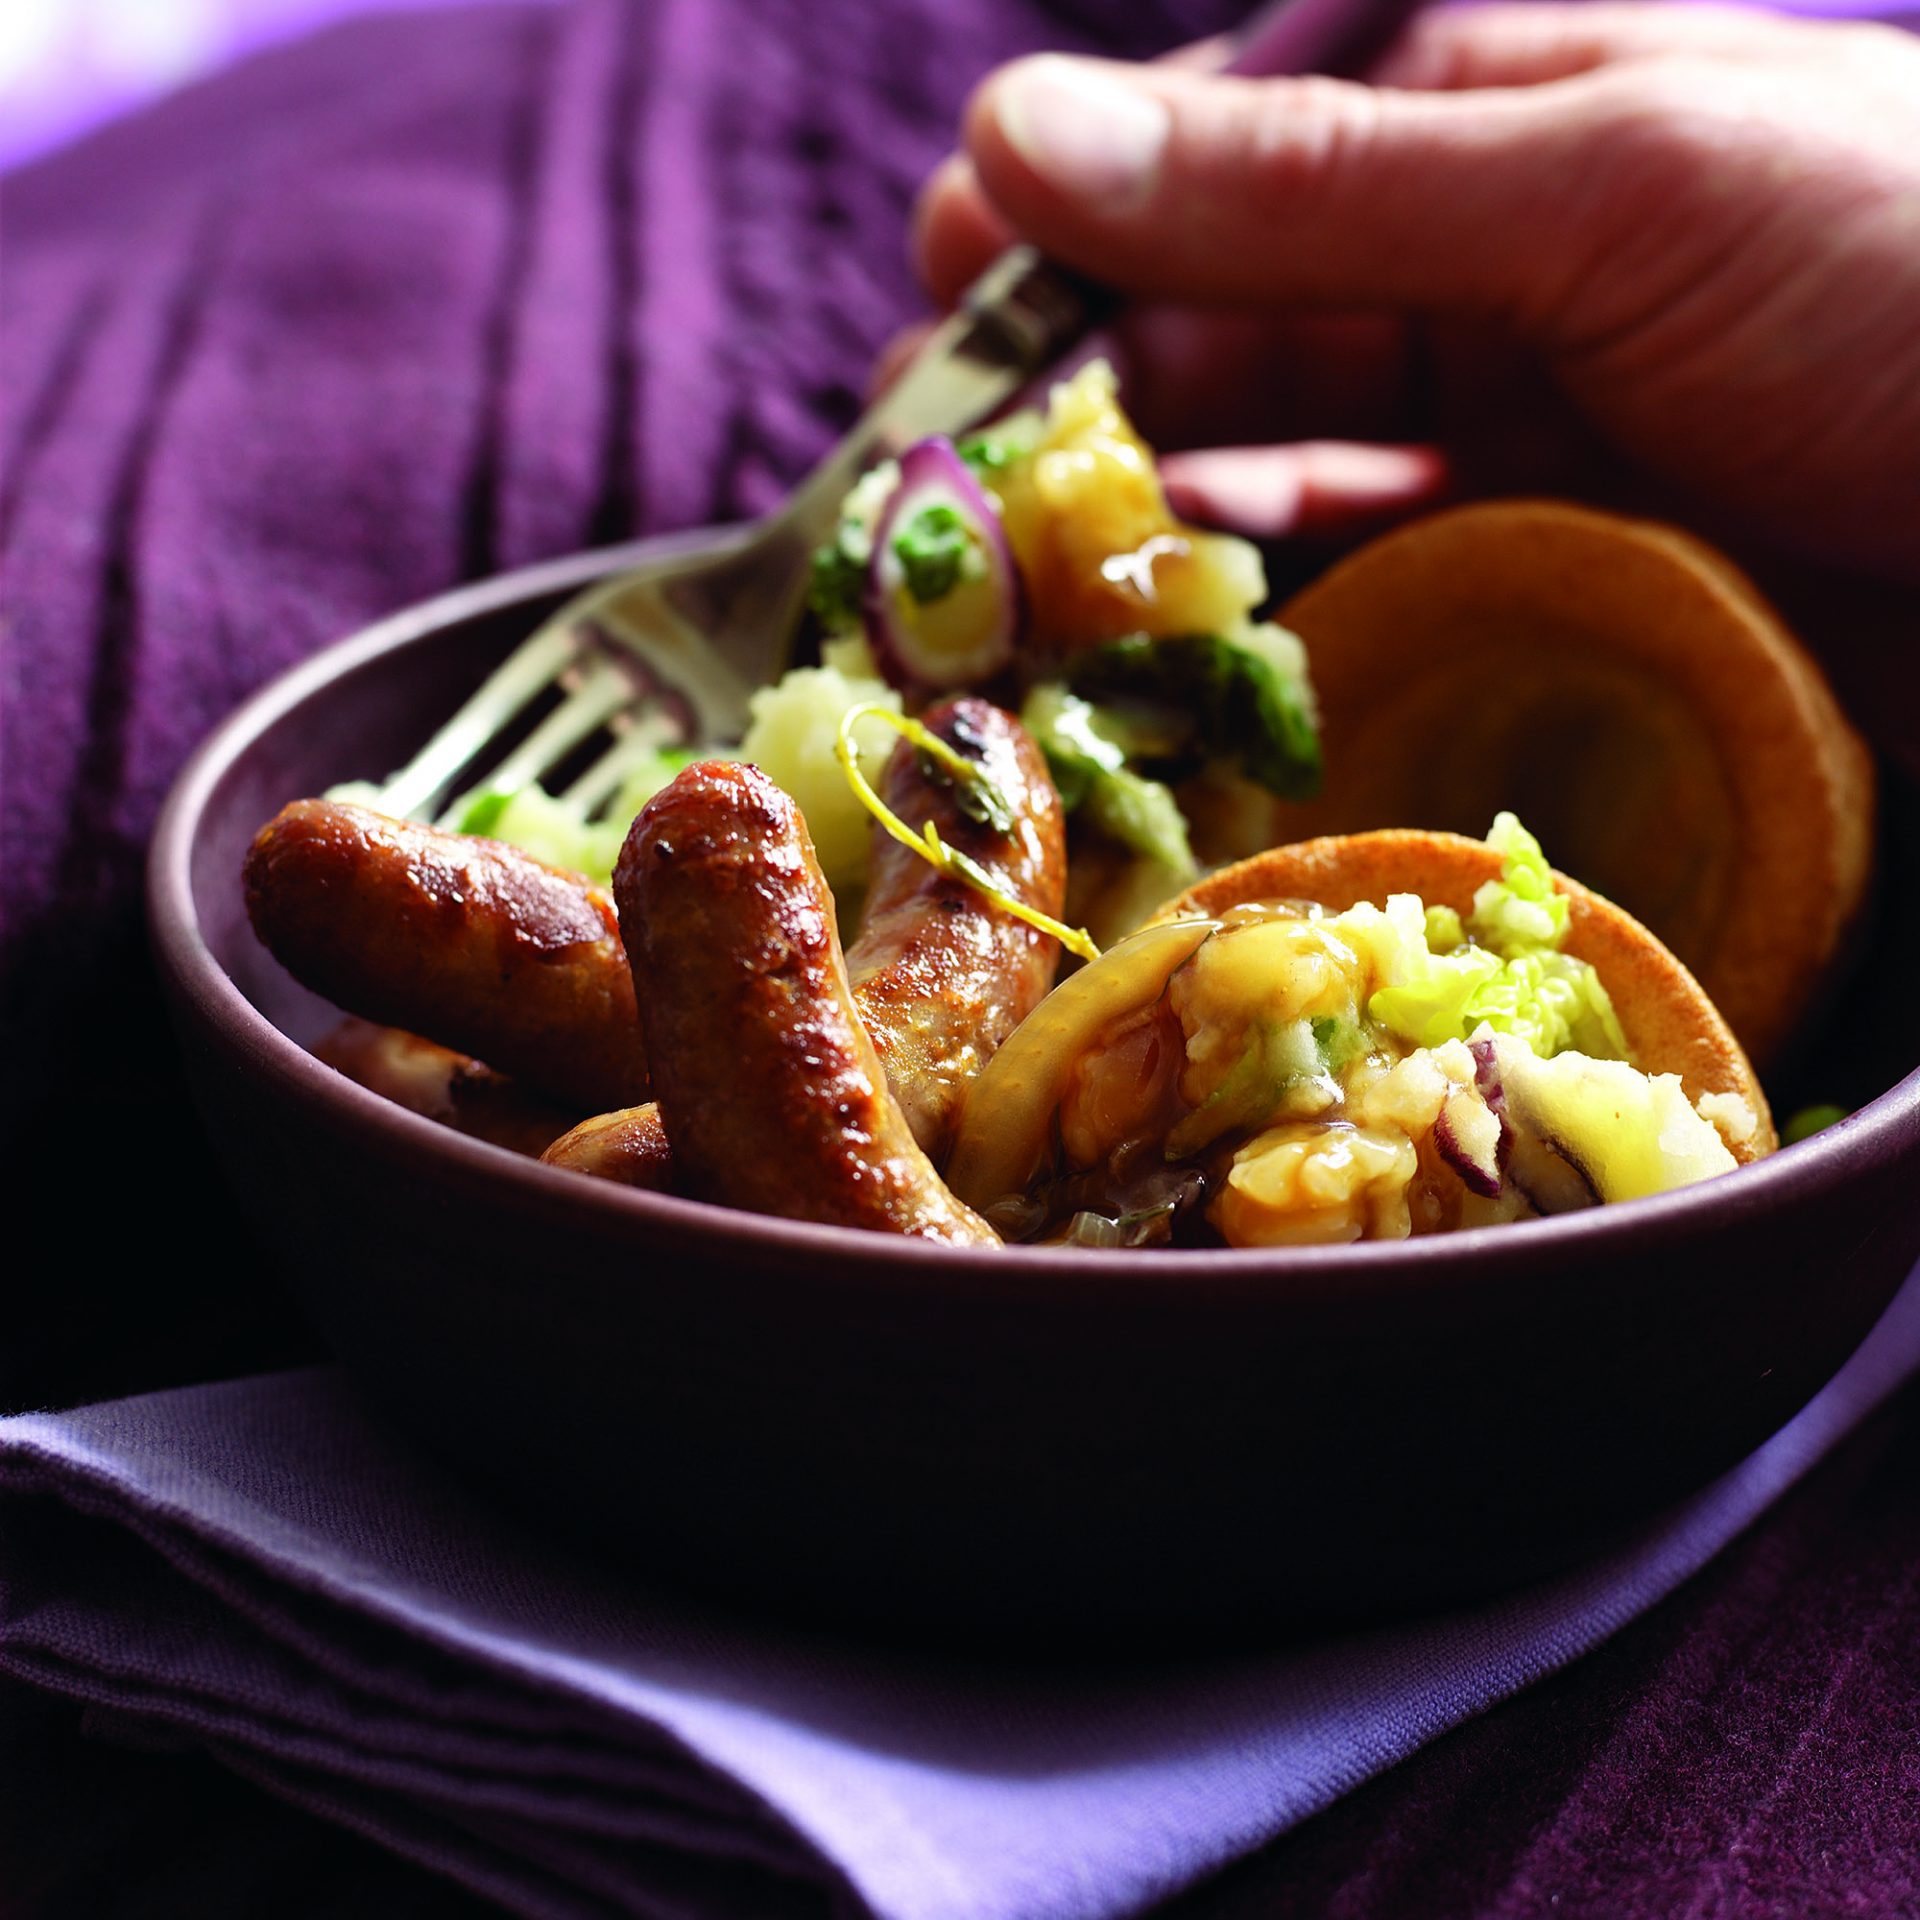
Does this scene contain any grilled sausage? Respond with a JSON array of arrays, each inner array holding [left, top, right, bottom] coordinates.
[[545, 696, 1067, 1193], [850, 696, 1067, 1158], [617, 761, 999, 1244], [316, 1020, 580, 1158], [540, 1101, 678, 1190], [244, 800, 644, 1113], [251, 702, 1065, 1189]]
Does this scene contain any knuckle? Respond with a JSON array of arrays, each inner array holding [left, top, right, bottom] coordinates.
[[1591, 62, 1737, 155], [1829, 19, 1920, 67], [1570, 61, 1779, 230], [1236, 75, 1385, 206]]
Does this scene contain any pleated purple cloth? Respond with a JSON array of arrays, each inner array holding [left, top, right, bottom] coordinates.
[[0, 1273, 1915, 1920], [5, 1, 1920, 1915]]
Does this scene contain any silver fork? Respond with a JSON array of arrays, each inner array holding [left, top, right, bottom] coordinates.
[[374, 245, 1112, 827], [367, 0, 1418, 830]]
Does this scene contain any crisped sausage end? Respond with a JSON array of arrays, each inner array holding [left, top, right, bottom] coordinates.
[[244, 799, 646, 1114]]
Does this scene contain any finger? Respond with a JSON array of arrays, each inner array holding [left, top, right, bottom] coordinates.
[[1159, 442, 1450, 538], [913, 31, 1260, 304], [962, 54, 1623, 323], [1115, 307, 1417, 450], [912, 163, 1428, 444], [1372, 2, 1815, 91], [880, 300, 1425, 453], [911, 154, 1013, 308], [1163, 32, 1233, 73]]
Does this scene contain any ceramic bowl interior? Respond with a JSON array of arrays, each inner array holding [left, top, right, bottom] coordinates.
[[150, 535, 1920, 1646]]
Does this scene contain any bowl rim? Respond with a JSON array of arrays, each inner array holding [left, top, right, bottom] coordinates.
[[148, 531, 1920, 1298]]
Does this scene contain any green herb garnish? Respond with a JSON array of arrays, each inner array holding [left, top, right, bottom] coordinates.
[[807, 540, 866, 630], [890, 503, 973, 604], [834, 703, 1098, 963]]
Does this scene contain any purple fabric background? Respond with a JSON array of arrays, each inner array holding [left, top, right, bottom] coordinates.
[[0, 0, 571, 172], [3, 0, 1919, 1913]]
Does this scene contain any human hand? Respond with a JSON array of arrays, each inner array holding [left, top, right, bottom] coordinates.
[[913, 4, 1920, 582]]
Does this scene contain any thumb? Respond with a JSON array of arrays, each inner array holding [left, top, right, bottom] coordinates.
[[965, 54, 1607, 326]]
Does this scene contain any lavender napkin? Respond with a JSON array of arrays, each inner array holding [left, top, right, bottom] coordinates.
[[1, 1265, 1915, 1920]]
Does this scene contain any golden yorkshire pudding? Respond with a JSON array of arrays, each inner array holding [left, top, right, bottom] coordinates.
[[947, 822, 1772, 1250], [1213, 501, 1872, 1068], [1160, 829, 1773, 1164]]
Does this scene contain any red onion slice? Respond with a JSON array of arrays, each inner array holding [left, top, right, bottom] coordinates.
[[1480, 1034, 1602, 1215], [1507, 1130, 1603, 1215], [864, 437, 1021, 691], [1469, 1034, 1506, 1115], [1434, 1087, 1506, 1199]]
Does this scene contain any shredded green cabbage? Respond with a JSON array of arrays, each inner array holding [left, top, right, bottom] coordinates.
[[1368, 813, 1629, 1061], [807, 542, 866, 630], [1060, 626, 1322, 802], [1470, 810, 1570, 951], [1020, 683, 1197, 876], [806, 463, 899, 636], [445, 746, 700, 887], [1163, 1018, 1323, 1161]]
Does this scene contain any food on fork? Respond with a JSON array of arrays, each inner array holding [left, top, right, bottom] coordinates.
[[451, 360, 1321, 937], [1261, 500, 1873, 1065], [812, 360, 1321, 941], [946, 818, 1772, 1248]]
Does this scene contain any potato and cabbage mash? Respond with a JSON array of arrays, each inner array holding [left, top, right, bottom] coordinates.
[[428, 361, 1320, 923], [947, 816, 1761, 1248]]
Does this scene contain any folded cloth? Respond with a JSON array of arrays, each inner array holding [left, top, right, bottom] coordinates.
[[1, 1267, 1916, 1920]]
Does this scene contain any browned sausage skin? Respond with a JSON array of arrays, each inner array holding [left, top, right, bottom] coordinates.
[[317, 1020, 580, 1158], [618, 761, 998, 1245], [540, 1102, 678, 1189], [244, 800, 645, 1114], [250, 701, 1063, 1198], [545, 696, 1067, 1194], [851, 696, 1067, 1158]]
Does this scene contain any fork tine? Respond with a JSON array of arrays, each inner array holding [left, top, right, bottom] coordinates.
[[433, 656, 635, 828], [378, 623, 586, 820], [558, 707, 684, 815], [592, 585, 757, 744]]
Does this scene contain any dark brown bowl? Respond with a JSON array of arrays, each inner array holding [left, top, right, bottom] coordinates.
[[149, 533, 1920, 1646]]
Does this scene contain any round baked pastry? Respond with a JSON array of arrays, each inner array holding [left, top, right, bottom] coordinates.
[[1225, 501, 1872, 1067], [945, 821, 1772, 1249]]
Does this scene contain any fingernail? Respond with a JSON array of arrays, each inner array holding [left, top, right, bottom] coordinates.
[[994, 57, 1170, 212]]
